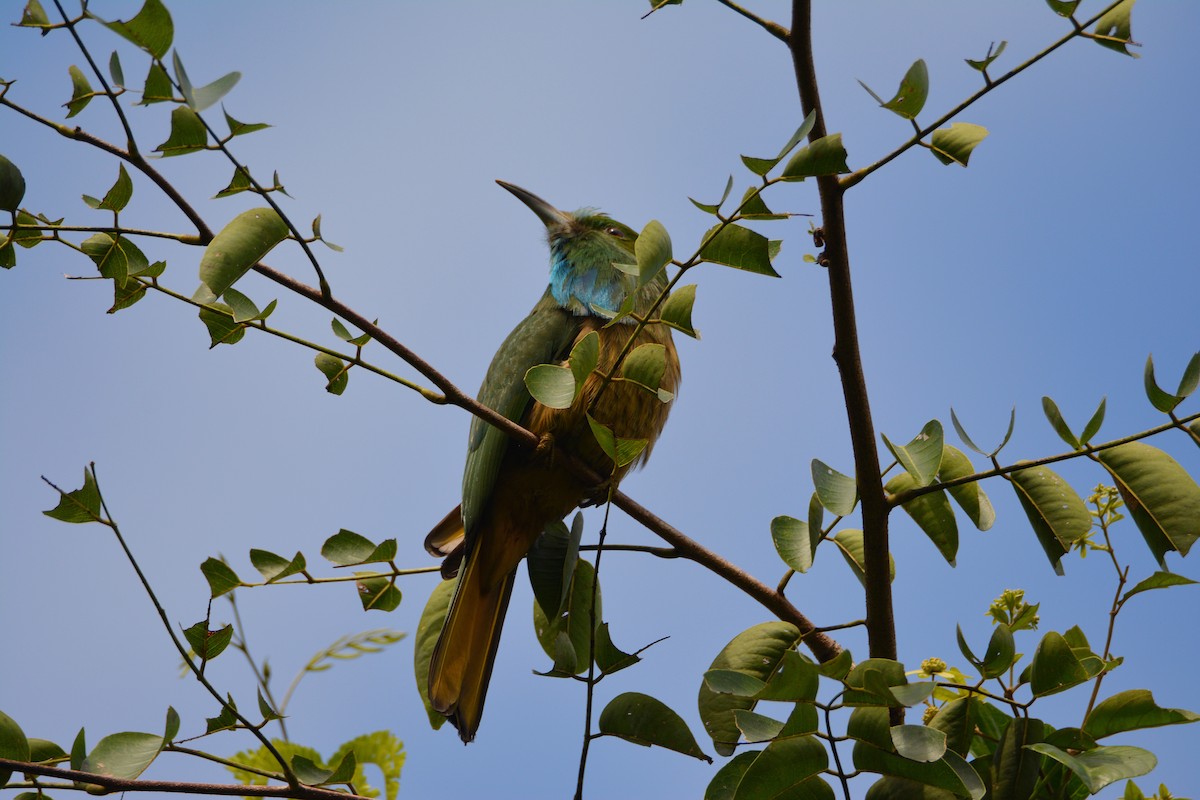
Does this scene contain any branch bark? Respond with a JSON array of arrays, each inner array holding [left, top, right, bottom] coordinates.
[[789, 0, 896, 662]]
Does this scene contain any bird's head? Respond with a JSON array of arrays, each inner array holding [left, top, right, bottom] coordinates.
[[498, 180, 660, 320]]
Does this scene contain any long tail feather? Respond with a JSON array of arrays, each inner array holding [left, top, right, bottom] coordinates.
[[427, 545, 516, 743]]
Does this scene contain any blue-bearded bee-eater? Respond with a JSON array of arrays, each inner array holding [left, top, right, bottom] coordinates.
[[424, 181, 681, 742]]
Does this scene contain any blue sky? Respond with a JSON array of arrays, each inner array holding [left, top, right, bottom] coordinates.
[[2, 2, 1198, 798]]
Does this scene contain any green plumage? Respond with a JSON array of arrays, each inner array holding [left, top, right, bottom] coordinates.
[[424, 181, 680, 742]]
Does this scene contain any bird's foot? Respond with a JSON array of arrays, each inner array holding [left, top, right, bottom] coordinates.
[[579, 476, 616, 508], [535, 432, 556, 461]]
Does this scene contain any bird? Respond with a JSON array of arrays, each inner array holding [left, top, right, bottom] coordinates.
[[423, 181, 681, 742]]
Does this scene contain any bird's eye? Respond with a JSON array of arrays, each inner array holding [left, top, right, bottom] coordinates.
[[605, 226, 624, 238]]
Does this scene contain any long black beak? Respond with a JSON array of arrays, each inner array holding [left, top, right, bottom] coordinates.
[[496, 180, 571, 228]]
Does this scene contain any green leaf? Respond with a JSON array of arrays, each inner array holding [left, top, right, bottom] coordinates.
[[43, 467, 103, 523], [1080, 397, 1107, 445], [703, 669, 767, 697], [215, 166, 254, 199], [568, 331, 599, 393], [28, 737, 67, 764], [736, 187, 787, 221], [1030, 631, 1090, 696], [224, 108, 271, 138], [18, 0, 50, 28], [833, 529, 895, 587], [928, 697, 983, 757], [939, 445, 995, 531], [249, 549, 306, 583], [811, 459, 857, 515], [735, 737, 831, 799], [1028, 744, 1155, 793], [771, 515, 816, 574], [1092, 0, 1139, 57], [291, 754, 332, 785], [328, 731, 405, 800], [1144, 354, 1189, 412], [882, 420, 944, 486], [586, 414, 647, 468], [1084, 689, 1200, 739], [732, 710, 783, 744], [533, 558, 598, 673], [200, 557, 241, 598], [81, 233, 149, 288], [1009, 464, 1091, 575], [96, 0, 173, 58], [880, 59, 929, 120], [139, 62, 173, 105], [850, 709, 985, 798], [184, 67, 241, 112], [951, 405, 1014, 458], [980, 625, 1016, 679], [355, 574, 401, 612], [1122, 571, 1197, 603], [1041, 396, 1080, 449], [781, 133, 850, 180], [635, 219, 672, 285], [1045, 0, 1081, 17], [740, 111, 817, 176], [594, 622, 640, 675], [182, 620, 233, 661], [621, 342, 667, 393], [206, 697, 237, 734], [199, 208, 288, 296], [891, 725, 946, 762], [698, 622, 801, 756], [82, 164, 133, 212], [930, 123, 988, 166], [82, 731, 164, 779], [1097, 442, 1200, 566], [198, 304, 245, 347], [990, 716, 1044, 799], [525, 364, 575, 409], [414, 578, 456, 729], [886, 473, 958, 565], [0, 154, 26, 212], [108, 51, 125, 87], [65, 65, 96, 118], [700, 223, 780, 277], [690, 175, 733, 214], [321, 529, 396, 566], [0, 711, 31, 787], [659, 283, 698, 338], [844, 658, 908, 707], [705, 751, 759, 800], [314, 353, 349, 395], [70, 727, 86, 770], [154, 106, 208, 157], [599, 693, 711, 763], [966, 40, 1008, 72], [527, 516, 583, 621]]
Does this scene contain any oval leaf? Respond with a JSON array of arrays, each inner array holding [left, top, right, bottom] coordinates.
[[771, 515, 815, 573], [698, 622, 801, 756], [1097, 442, 1200, 565], [199, 208, 288, 297], [930, 122, 988, 167], [1009, 464, 1090, 574], [881, 59, 930, 120], [811, 459, 858, 516], [939, 445, 995, 531], [414, 578, 457, 730], [82, 731, 164, 780], [886, 473, 958, 565], [700, 224, 780, 277], [525, 363, 575, 410], [1083, 689, 1200, 740], [599, 692, 711, 763]]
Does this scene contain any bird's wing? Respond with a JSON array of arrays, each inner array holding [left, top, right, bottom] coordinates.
[[460, 292, 580, 534]]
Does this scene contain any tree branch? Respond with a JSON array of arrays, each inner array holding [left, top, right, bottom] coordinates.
[[0, 758, 365, 800], [790, 0, 894, 662]]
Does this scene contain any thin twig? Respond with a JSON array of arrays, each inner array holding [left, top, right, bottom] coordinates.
[[889, 411, 1200, 506], [714, 0, 789, 42], [841, 0, 1129, 190]]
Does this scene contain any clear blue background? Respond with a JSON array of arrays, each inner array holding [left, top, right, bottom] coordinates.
[[2, 2, 1197, 798]]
